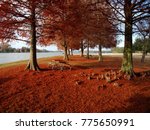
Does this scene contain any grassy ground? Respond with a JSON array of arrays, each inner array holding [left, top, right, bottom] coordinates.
[[0, 56, 64, 68], [0, 60, 27, 68]]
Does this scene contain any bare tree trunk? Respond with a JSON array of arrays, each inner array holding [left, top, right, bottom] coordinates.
[[71, 48, 73, 55], [26, 7, 40, 71], [141, 50, 146, 63], [98, 44, 103, 62], [121, 0, 134, 76], [63, 42, 69, 60], [87, 41, 90, 59], [68, 49, 70, 55], [80, 41, 84, 57]]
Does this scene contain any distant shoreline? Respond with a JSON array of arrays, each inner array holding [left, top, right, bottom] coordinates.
[[0, 53, 148, 68], [0, 51, 63, 53]]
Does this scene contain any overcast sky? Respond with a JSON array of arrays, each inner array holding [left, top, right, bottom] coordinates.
[[10, 35, 137, 51], [11, 41, 59, 51]]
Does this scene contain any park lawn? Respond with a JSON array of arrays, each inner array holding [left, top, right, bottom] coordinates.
[[0, 55, 150, 112]]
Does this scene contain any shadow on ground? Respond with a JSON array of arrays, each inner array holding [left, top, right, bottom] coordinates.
[[0, 78, 14, 85], [104, 90, 150, 113]]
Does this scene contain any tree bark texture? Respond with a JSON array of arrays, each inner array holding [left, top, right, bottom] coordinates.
[[87, 42, 90, 59], [26, 6, 40, 71], [63, 41, 69, 60], [71, 48, 73, 55], [80, 41, 84, 57], [98, 44, 103, 62], [121, 0, 134, 75], [68, 49, 70, 55]]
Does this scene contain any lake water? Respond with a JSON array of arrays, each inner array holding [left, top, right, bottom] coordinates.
[[0, 52, 129, 64], [0, 52, 63, 64]]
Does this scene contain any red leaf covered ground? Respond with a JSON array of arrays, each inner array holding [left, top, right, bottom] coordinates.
[[0, 55, 150, 112]]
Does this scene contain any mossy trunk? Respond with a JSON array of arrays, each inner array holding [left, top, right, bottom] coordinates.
[[121, 47, 133, 75], [98, 44, 103, 62], [87, 42, 90, 59], [26, 7, 40, 71], [121, 0, 133, 75]]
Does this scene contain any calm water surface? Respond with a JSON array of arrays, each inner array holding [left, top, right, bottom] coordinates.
[[0, 52, 63, 64]]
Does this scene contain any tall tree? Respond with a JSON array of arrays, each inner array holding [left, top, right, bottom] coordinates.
[[41, 0, 82, 60], [81, 0, 117, 60], [0, 0, 56, 70], [105, 0, 150, 76], [135, 18, 150, 62]]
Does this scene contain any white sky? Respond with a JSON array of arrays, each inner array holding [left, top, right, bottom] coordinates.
[[10, 41, 59, 51], [10, 35, 139, 51], [10, 41, 124, 51], [10, 38, 124, 51]]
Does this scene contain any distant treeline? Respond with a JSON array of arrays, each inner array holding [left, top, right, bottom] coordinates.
[[112, 38, 150, 53], [111, 47, 124, 53], [0, 46, 49, 53]]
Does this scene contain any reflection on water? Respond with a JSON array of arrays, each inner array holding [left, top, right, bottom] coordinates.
[[0, 52, 63, 64]]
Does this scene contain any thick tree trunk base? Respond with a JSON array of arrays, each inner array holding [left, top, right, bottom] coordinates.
[[98, 45, 103, 62], [121, 46, 134, 76], [63, 56, 69, 61], [121, 65, 135, 77], [81, 54, 84, 57], [68, 49, 70, 56], [121, 64, 134, 75], [86, 56, 89, 59], [63, 51, 69, 61], [98, 56, 103, 62], [81, 50, 84, 57], [64, 46, 69, 61], [71, 50, 73, 56], [119, 69, 136, 80], [25, 61, 40, 71]]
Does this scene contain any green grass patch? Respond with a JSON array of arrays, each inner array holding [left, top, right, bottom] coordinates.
[[0, 60, 27, 68]]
